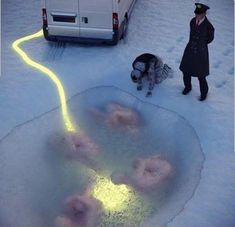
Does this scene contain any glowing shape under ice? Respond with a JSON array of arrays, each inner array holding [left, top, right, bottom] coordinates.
[[91, 175, 132, 211]]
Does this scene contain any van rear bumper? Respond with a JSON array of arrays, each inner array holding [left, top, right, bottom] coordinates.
[[43, 25, 119, 45]]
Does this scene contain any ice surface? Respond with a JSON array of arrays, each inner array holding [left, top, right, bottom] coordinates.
[[0, 87, 204, 227]]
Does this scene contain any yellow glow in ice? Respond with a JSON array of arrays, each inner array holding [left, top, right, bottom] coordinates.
[[12, 30, 76, 132], [11, 31, 152, 220], [12, 31, 131, 211], [92, 175, 132, 211]]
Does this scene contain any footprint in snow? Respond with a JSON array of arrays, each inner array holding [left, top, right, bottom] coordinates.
[[228, 67, 234, 75], [213, 60, 222, 69], [215, 80, 227, 88], [223, 49, 232, 56], [167, 46, 175, 53]]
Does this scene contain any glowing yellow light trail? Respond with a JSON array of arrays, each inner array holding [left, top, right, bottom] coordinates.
[[11, 31, 148, 216], [12, 29, 76, 132]]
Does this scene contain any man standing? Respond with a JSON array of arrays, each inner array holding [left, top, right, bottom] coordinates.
[[179, 3, 215, 101]]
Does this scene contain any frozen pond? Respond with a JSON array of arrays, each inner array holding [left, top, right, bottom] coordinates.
[[0, 86, 204, 227], [1, 0, 234, 226]]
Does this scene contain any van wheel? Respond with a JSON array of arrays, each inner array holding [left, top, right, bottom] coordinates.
[[107, 38, 119, 46], [121, 17, 128, 39], [107, 31, 119, 45], [43, 26, 56, 42]]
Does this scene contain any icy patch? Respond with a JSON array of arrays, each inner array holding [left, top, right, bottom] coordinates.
[[0, 86, 204, 227]]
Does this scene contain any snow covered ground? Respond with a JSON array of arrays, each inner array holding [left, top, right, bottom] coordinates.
[[0, 0, 234, 227]]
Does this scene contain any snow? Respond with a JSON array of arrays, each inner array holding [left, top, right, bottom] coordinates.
[[0, 0, 234, 227]]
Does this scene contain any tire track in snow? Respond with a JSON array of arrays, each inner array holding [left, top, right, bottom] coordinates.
[[46, 41, 66, 62]]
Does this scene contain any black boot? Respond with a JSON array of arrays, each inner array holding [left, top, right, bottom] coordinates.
[[146, 91, 152, 97], [199, 94, 207, 101], [198, 77, 208, 101], [182, 74, 192, 95], [182, 87, 192, 95]]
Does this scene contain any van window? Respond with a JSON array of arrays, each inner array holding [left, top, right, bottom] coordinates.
[[52, 15, 76, 23]]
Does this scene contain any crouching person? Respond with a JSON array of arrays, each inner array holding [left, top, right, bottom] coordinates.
[[131, 53, 173, 97]]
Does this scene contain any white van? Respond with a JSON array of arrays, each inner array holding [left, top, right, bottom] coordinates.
[[42, 0, 136, 45]]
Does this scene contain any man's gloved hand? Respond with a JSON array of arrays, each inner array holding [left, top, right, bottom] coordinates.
[[137, 85, 142, 91], [146, 91, 152, 97]]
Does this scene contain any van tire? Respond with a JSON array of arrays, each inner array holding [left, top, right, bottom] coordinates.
[[107, 31, 119, 45], [121, 16, 128, 39], [43, 26, 56, 42], [107, 39, 119, 46]]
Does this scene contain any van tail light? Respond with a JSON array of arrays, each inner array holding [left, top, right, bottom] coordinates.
[[112, 13, 119, 30], [42, 8, 48, 26]]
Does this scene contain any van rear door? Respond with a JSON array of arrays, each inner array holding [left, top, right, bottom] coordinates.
[[79, 0, 113, 39], [46, 0, 79, 37]]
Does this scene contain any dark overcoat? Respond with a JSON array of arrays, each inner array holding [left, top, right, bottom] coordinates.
[[179, 17, 215, 77]]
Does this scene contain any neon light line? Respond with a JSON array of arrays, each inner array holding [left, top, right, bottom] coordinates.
[[12, 30, 144, 214], [12, 30, 76, 132]]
